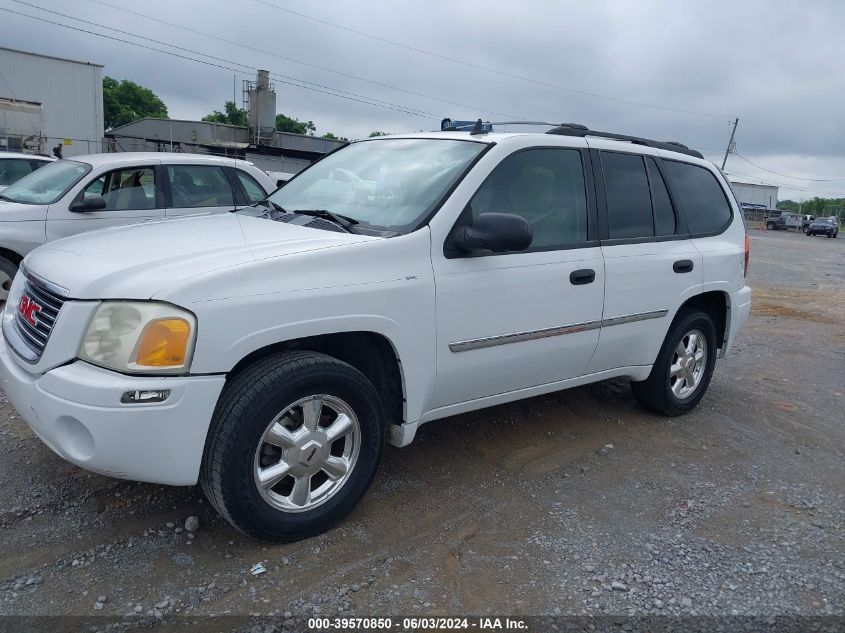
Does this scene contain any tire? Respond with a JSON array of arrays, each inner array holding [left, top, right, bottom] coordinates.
[[766, 222, 775, 230], [201, 351, 385, 542], [631, 308, 718, 416], [0, 256, 19, 304]]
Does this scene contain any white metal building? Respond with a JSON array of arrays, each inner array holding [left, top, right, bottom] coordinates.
[[0, 47, 104, 157], [728, 176, 779, 210]]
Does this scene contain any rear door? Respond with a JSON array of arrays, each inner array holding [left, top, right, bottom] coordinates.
[[46, 163, 165, 242], [163, 163, 239, 218], [585, 146, 702, 373]]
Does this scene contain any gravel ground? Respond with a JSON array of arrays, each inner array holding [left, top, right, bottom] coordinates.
[[0, 229, 843, 632]]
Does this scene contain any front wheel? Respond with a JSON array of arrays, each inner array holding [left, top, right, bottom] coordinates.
[[766, 222, 776, 230], [631, 309, 718, 416], [201, 351, 385, 541]]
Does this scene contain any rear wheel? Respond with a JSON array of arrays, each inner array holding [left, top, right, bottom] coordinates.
[[766, 221, 776, 230], [631, 309, 718, 416], [0, 257, 18, 303], [201, 351, 385, 541]]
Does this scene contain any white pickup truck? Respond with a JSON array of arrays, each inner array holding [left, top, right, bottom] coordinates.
[[0, 125, 751, 541]]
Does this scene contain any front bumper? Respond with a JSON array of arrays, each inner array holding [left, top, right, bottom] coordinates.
[[0, 336, 226, 485], [721, 285, 752, 358]]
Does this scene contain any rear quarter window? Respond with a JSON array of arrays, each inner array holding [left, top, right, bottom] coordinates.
[[663, 160, 732, 235]]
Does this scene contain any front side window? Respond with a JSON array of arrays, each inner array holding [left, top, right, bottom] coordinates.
[[84, 167, 156, 211], [467, 148, 588, 249], [662, 160, 732, 235], [0, 159, 34, 186], [167, 165, 234, 208], [601, 152, 654, 239], [263, 138, 486, 233], [0, 160, 90, 204]]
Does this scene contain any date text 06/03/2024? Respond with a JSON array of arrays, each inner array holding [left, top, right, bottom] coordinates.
[[307, 617, 528, 630]]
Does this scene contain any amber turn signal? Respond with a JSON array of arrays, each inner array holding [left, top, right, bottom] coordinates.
[[135, 318, 191, 367]]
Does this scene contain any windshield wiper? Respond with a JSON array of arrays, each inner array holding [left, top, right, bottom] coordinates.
[[291, 209, 360, 234], [0, 195, 14, 202]]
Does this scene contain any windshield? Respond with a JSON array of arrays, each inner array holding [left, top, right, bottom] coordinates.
[[0, 160, 90, 205], [262, 138, 486, 233]]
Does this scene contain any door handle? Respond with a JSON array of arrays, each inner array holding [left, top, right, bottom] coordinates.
[[673, 260, 694, 273], [569, 269, 596, 285]]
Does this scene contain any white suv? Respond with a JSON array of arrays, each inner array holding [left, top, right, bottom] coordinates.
[[0, 152, 275, 301], [0, 124, 751, 541]]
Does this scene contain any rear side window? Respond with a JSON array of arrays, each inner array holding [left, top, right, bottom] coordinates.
[[601, 152, 653, 239], [662, 160, 732, 235], [167, 165, 234, 208], [236, 170, 268, 202], [646, 158, 676, 235]]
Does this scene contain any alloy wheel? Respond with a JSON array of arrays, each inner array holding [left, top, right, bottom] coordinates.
[[669, 329, 707, 399], [253, 394, 360, 513]]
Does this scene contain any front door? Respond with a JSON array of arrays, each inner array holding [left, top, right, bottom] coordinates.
[[431, 146, 605, 409], [46, 164, 165, 241]]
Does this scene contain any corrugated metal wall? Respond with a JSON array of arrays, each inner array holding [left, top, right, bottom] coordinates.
[[0, 47, 104, 156], [730, 182, 779, 209]]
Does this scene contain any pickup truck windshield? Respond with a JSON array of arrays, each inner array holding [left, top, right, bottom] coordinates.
[[262, 138, 485, 234], [0, 160, 90, 205]]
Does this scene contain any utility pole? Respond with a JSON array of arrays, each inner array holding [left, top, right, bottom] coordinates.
[[721, 117, 739, 170]]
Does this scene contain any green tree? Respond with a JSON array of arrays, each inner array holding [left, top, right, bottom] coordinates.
[[202, 101, 248, 127], [368, 130, 389, 137], [103, 76, 168, 129], [275, 113, 316, 135], [321, 132, 349, 142]]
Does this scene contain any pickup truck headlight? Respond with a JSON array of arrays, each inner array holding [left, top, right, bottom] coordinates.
[[79, 302, 196, 374]]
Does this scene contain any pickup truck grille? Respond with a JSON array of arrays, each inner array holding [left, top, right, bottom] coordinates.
[[13, 277, 66, 361]]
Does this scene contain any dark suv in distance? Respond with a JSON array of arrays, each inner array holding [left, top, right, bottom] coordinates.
[[805, 217, 839, 238]]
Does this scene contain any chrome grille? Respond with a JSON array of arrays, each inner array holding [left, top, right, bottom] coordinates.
[[13, 276, 66, 360]]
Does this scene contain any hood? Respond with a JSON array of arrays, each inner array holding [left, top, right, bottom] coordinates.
[[0, 199, 48, 221], [24, 213, 376, 299]]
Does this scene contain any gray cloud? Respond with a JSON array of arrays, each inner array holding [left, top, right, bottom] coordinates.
[[1, 0, 843, 199]]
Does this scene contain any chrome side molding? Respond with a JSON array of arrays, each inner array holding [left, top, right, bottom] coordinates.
[[449, 309, 668, 353]]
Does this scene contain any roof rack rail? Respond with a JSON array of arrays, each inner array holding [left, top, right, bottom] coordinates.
[[546, 124, 703, 159]]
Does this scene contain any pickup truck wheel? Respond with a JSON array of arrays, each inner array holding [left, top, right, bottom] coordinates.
[[631, 309, 717, 416], [766, 221, 776, 230], [0, 257, 19, 303], [201, 351, 385, 542]]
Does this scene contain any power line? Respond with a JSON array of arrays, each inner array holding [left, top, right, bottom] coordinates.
[[0, 5, 437, 121], [724, 170, 845, 197], [85, 0, 524, 121], [252, 0, 733, 119], [12, 0, 438, 119], [730, 151, 845, 182]]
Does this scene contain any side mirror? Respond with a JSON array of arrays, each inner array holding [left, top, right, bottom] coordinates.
[[452, 212, 533, 253], [70, 195, 107, 212]]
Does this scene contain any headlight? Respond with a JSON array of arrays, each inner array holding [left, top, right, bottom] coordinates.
[[79, 302, 196, 374], [2, 271, 26, 331]]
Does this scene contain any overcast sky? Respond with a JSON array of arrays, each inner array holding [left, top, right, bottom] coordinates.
[[1, 0, 844, 200]]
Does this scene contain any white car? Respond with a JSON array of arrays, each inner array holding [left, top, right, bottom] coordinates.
[[0, 125, 751, 541], [0, 152, 54, 194], [0, 152, 275, 301]]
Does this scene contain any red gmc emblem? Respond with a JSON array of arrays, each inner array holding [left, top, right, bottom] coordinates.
[[18, 295, 41, 327]]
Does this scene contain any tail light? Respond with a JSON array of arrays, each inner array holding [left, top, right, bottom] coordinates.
[[744, 233, 750, 277]]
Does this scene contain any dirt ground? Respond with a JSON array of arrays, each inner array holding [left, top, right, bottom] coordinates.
[[0, 228, 843, 632]]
